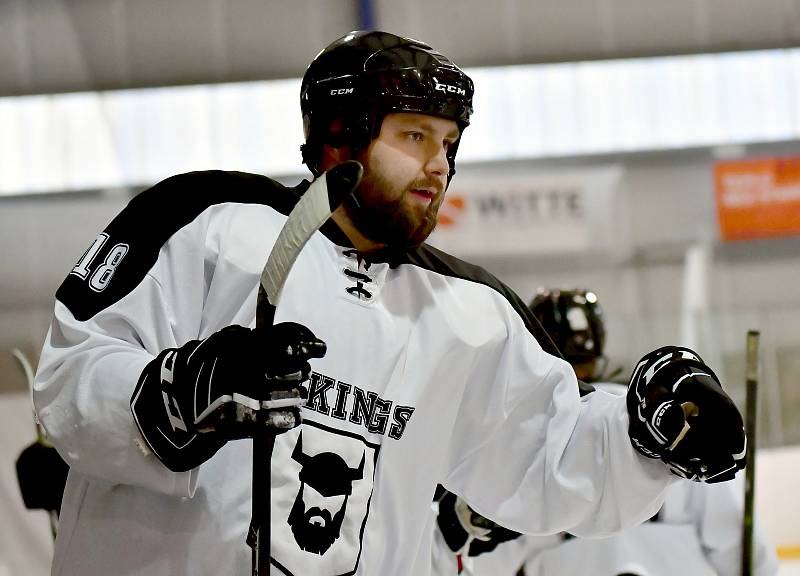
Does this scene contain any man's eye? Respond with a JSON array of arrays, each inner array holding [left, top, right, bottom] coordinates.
[[407, 132, 424, 142]]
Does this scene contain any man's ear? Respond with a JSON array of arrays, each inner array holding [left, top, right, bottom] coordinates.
[[320, 143, 353, 172]]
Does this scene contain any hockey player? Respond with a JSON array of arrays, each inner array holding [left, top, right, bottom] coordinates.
[[528, 288, 609, 383], [34, 31, 746, 575], [433, 289, 776, 576]]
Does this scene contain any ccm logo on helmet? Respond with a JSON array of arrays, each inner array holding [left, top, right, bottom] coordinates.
[[330, 88, 354, 95], [435, 83, 466, 96]]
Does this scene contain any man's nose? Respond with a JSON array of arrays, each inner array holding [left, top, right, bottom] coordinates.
[[425, 144, 449, 179]]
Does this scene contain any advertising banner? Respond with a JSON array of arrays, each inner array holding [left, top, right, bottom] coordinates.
[[715, 156, 800, 242], [428, 166, 624, 259]]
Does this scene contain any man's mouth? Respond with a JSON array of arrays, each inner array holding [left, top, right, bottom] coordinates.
[[410, 188, 436, 203]]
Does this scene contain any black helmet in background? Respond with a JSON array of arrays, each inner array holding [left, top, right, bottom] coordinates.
[[529, 288, 607, 382], [300, 30, 474, 181]]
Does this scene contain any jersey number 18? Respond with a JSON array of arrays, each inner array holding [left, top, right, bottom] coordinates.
[[70, 232, 130, 292]]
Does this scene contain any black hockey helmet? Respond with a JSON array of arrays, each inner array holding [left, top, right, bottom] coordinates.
[[300, 30, 474, 179], [529, 288, 607, 377]]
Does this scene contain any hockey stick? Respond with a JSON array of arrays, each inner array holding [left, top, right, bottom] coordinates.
[[11, 348, 40, 439], [12, 348, 61, 538], [248, 160, 363, 576], [741, 330, 760, 576]]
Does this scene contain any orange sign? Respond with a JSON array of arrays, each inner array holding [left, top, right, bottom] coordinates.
[[715, 156, 800, 242], [436, 195, 467, 228]]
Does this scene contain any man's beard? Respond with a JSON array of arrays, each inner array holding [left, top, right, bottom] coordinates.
[[288, 496, 348, 555], [345, 165, 443, 248]]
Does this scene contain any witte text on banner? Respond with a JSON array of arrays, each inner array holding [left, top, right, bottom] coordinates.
[[428, 166, 624, 259]]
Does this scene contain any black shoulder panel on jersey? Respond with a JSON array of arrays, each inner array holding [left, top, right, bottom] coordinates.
[[398, 243, 595, 397], [56, 171, 306, 322]]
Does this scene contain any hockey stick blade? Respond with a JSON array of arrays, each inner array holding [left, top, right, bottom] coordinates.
[[259, 160, 363, 309]]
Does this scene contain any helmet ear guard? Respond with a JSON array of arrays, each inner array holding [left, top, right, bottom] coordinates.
[[301, 110, 370, 177], [299, 31, 474, 180]]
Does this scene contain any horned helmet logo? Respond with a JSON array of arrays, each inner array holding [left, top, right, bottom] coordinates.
[[287, 432, 366, 555]]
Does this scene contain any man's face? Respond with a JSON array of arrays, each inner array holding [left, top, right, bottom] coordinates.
[[288, 482, 348, 555], [346, 113, 461, 247]]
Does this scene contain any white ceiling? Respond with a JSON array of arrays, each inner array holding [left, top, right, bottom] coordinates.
[[1, 0, 799, 96], [4, 48, 800, 195]]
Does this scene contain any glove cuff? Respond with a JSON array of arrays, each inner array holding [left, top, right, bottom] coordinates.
[[131, 347, 224, 472], [436, 491, 471, 553]]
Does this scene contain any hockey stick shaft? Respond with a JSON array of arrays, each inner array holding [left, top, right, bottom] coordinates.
[[11, 348, 45, 443], [12, 348, 60, 538], [249, 161, 362, 576], [742, 330, 759, 576]]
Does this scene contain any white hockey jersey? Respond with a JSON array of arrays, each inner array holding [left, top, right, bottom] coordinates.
[[447, 385, 778, 576], [449, 474, 779, 576], [34, 172, 672, 575]]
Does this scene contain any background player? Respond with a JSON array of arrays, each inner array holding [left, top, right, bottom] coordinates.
[[433, 288, 776, 576]]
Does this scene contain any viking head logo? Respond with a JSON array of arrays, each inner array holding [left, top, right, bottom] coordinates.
[[287, 432, 365, 555]]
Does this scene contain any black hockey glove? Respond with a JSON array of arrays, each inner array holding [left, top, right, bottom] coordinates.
[[131, 323, 326, 472], [435, 488, 521, 557], [16, 441, 69, 514], [626, 346, 746, 483]]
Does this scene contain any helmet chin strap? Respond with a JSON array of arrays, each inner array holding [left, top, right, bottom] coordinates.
[[446, 164, 456, 188], [345, 186, 364, 212]]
